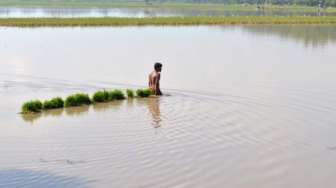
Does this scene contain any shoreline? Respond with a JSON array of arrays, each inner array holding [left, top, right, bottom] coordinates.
[[0, 17, 336, 27]]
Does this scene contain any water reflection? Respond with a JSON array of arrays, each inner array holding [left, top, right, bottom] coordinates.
[[21, 101, 124, 123], [134, 97, 163, 129], [21, 113, 43, 124], [46, 108, 64, 116], [0, 7, 335, 18], [0, 169, 88, 188], [21, 108, 64, 124], [65, 105, 90, 117], [240, 25, 336, 47], [92, 100, 123, 112], [147, 97, 162, 128], [20, 98, 162, 127]]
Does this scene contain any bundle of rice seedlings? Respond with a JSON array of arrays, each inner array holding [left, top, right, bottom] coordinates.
[[126, 89, 134, 98], [43, 97, 64, 110], [109, 89, 126, 100], [136, 88, 152, 98], [92, 90, 110, 103], [22, 100, 43, 113], [65, 93, 91, 107]]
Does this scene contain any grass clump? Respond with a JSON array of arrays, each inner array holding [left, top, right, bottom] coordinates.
[[136, 88, 152, 98], [43, 97, 64, 110], [65, 93, 91, 107], [92, 90, 110, 103], [126, 89, 134, 98], [22, 100, 43, 113], [109, 89, 126, 100]]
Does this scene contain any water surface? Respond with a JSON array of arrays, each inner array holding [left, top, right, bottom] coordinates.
[[0, 25, 336, 188], [0, 7, 334, 18]]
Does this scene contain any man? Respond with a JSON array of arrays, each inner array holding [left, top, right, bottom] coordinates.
[[149, 62, 162, 96]]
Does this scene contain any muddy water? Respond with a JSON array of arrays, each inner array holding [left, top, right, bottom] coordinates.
[[0, 25, 336, 188]]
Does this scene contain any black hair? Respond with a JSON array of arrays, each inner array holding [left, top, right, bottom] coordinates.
[[154, 62, 162, 70]]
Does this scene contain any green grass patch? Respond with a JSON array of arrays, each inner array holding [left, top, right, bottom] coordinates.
[[92, 90, 110, 103], [126, 89, 134, 98], [65, 93, 91, 107], [21, 100, 43, 113], [1, 16, 336, 27], [43, 97, 64, 110], [136, 88, 152, 98], [109, 89, 126, 100]]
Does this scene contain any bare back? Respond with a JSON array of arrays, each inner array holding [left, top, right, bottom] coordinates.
[[148, 71, 162, 95]]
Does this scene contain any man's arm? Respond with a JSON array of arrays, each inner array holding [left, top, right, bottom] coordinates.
[[155, 73, 162, 95], [148, 75, 152, 87]]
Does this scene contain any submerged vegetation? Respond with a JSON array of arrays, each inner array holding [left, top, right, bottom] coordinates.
[[21, 88, 154, 113], [1, 16, 336, 27], [22, 100, 43, 114]]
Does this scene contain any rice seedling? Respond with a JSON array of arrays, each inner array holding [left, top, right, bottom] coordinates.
[[136, 88, 152, 98], [20, 88, 159, 114], [109, 89, 126, 100], [21, 100, 43, 113], [65, 93, 91, 107], [43, 97, 64, 110], [126, 89, 134, 98], [92, 90, 110, 103]]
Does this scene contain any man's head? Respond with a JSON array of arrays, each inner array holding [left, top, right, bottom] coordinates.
[[154, 62, 162, 72]]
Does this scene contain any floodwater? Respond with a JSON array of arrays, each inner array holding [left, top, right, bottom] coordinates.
[[0, 25, 336, 188], [0, 7, 334, 18]]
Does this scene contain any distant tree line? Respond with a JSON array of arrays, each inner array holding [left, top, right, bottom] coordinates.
[[169, 0, 336, 7], [88, 0, 336, 8], [2, 0, 335, 7]]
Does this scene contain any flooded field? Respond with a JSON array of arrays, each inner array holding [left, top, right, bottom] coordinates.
[[0, 7, 334, 18], [0, 25, 336, 187]]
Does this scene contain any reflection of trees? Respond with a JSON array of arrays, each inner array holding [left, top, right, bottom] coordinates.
[[241, 25, 336, 48]]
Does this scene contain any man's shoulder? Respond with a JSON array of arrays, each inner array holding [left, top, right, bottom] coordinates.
[[151, 71, 159, 76]]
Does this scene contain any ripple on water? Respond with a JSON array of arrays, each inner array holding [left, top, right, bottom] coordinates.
[[0, 169, 89, 188], [2, 74, 336, 188]]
